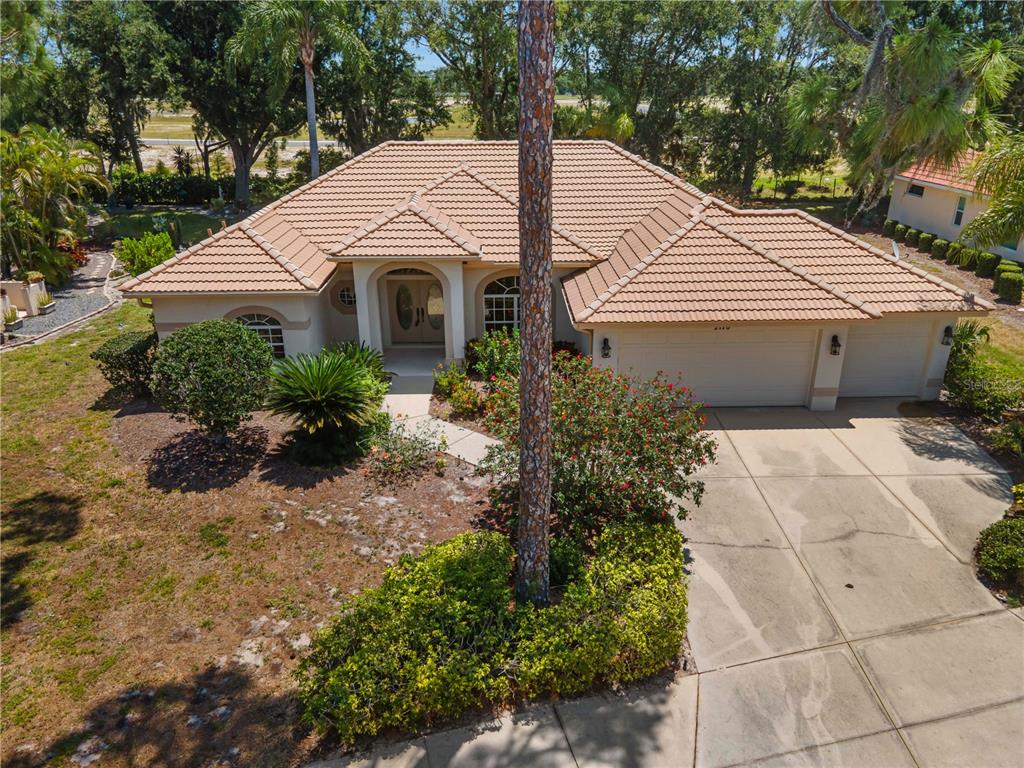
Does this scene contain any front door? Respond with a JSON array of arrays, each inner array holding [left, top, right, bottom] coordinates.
[[387, 278, 445, 344]]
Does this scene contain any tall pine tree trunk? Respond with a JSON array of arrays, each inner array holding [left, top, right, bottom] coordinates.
[[515, 0, 554, 606]]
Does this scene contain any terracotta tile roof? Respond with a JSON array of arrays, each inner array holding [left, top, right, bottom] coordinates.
[[897, 149, 981, 194], [331, 199, 484, 259], [124, 141, 697, 294], [563, 197, 991, 325]]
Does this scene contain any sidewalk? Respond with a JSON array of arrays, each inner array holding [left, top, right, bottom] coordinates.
[[383, 374, 497, 467]]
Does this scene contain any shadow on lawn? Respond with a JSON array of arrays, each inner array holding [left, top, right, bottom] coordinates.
[[2, 492, 82, 629], [146, 427, 269, 493], [5, 665, 319, 768]]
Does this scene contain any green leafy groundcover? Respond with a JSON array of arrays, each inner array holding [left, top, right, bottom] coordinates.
[[298, 522, 688, 744]]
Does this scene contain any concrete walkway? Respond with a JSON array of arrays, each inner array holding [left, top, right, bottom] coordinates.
[[319, 398, 1023, 768], [383, 365, 498, 467]]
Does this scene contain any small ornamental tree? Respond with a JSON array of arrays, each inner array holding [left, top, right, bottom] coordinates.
[[480, 352, 716, 544], [151, 319, 273, 441]]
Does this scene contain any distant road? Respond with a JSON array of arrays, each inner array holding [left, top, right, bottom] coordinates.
[[140, 137, 338, 147]]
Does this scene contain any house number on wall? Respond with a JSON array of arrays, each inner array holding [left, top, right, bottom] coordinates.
[[714, 325, 732, 331]]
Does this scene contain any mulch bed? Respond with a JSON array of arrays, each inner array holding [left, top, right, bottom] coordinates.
[[3, 403, 495, 768]]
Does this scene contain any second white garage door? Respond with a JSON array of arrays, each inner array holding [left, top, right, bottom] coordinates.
[[615, 326, 817, 406], [839, 318, 932, 397]]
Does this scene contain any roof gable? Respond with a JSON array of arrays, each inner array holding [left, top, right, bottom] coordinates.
[[332, 200, 483, 259]]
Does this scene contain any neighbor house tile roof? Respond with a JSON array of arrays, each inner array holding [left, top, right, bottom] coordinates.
[[123, 140, 695, 294], [896, 149, 981, 194], [123, 140, 991, 323]]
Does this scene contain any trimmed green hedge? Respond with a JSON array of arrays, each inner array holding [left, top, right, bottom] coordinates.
[[976, 517, 1024, 593], [883, 219, 897, 237], [998, 272, 1023, 304], [298, 522, 688, 743], [905, 228, 921, 246], [946, 241, 964, 264], [995, 260, 1022, 279], [918, 232, 935, 253], [975, 251, 1001, 277], [894, 223, 908, 242], [958, 248, 981, 270], [931, 239, 949, 260], [91, 331, 159, 396]]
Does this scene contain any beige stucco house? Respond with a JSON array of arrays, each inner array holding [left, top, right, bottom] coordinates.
[[887, 149, 1023, 262], [122, 140, 991, 411]]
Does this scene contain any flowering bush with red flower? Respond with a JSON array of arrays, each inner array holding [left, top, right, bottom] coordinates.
[[480, 352, 715, 543]]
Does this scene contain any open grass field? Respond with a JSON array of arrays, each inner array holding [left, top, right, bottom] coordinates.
[[0, 303, 489, 767]]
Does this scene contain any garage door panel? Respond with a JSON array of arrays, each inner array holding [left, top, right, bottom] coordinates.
[[616, 327, 816, 407], [839, 320, 931, 397]]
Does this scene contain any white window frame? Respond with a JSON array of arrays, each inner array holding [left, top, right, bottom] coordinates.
[[953, 196, 966, 226], [237, 313, 285, 358], [483, 276, 520, 332]]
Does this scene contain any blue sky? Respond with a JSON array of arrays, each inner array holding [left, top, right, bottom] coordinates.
[[407, 40, 444, 72]]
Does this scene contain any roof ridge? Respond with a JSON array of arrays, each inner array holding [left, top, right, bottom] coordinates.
[[597, 140, 706, 198], [331, 198, 483, 258], [242, 225, 318, 289], [699, 217, 881, 319], [575, 203, 709, 321], [122, 143, 394, 293], [776, 208, 993, 311]]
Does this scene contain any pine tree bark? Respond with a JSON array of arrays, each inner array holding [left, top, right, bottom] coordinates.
[[515, 0, 554, 606]]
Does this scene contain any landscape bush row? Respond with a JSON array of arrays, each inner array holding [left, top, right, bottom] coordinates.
[[975, 484, 1023, 603], [884, 218, 1022, 304], [94, 322, 711, 744]]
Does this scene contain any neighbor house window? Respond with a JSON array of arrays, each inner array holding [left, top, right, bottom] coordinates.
[[236, 313, 285, 358], [907, 184, 925, 197], [483, 276, 520, 331], [1001, 241, 1018, 252], [953, 196, 966, 226]]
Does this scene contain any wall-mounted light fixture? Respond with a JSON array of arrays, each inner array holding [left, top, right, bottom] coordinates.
[[830, 334, 842, 356], [601, 337, 611, 358], [941, 325, 954, 346]]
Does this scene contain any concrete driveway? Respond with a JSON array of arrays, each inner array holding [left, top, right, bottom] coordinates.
[[322, 399, 1022, 768]]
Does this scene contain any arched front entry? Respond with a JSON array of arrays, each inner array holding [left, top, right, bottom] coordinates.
[[352, 260, 466, 363], [383, 268, 445, 346]]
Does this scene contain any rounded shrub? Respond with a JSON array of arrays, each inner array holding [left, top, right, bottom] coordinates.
[[946, 241, 964, 264], [994, 259, 1022, 279], [297, 522, 688, 744], [918, 232, 935, 253], [931, 239, 949, 260], [958, 248, 980, 270], [894, 223, 908, 242], [298, 531, 517, 743], [975, 251, 1001, 277], [882, 219, 897, 237], [998, 272, 1023, 304], [150, 319, 273, 440], [905, 228, 921, 246], [91, 331, 158, 396], [976, 517, 1024, 592]]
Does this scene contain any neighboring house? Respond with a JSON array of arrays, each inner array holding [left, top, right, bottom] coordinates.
[[888, 149, 1023, 262], [122, 141, 991, 411]]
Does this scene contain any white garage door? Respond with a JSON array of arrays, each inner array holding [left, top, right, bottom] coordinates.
[[839, 319, 931, 397], [615, 326, 817, 406]]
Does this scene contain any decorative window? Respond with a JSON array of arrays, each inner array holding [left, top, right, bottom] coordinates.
[[483, 276, 519, 331], [953, 196, 966, 226], [236, 313, 285, 358], [907, 184, 925, 197], [338, 285, 356, 306]]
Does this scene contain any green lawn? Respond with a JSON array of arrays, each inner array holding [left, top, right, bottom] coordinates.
[[426, 104, 476, 140], [91, 207, 241, 248], [980, 321, 1024, 381]]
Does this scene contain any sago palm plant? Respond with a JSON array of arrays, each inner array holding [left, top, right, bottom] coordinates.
[[266, 351, 379, 439]]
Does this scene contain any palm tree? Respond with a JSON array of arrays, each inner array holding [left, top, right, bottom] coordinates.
[[515, 0, 555, 606], [227, 0, 363, 180], [0, 125, 109, 280], [961, 133, 1024, 249], [797, 6, 1020, 221]]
